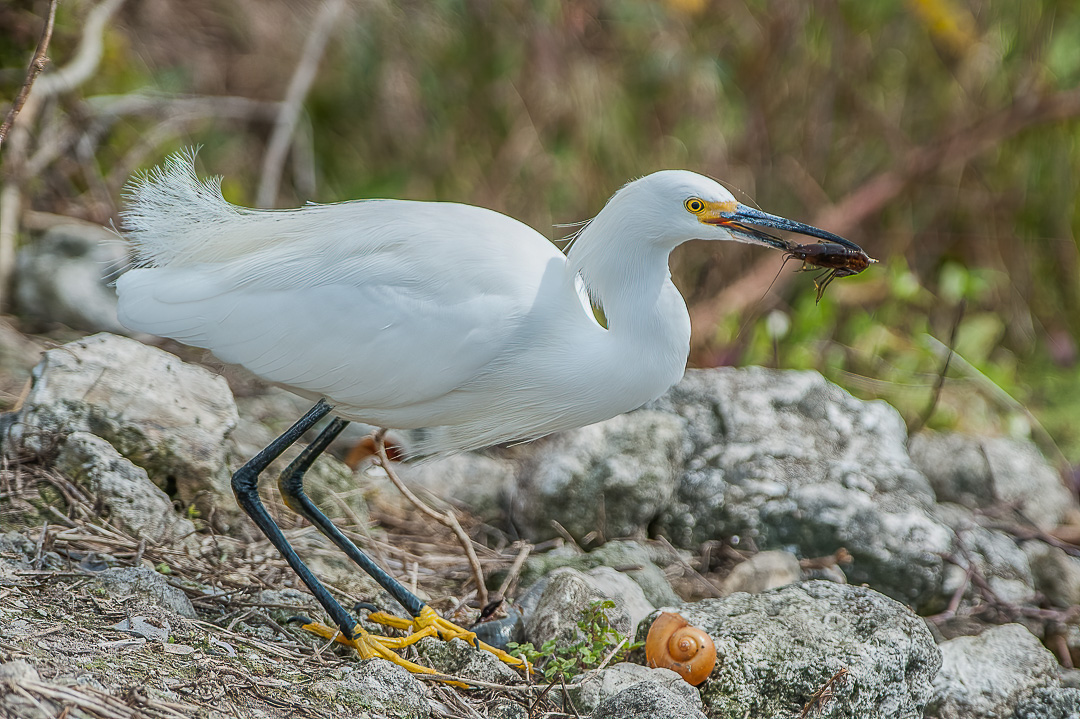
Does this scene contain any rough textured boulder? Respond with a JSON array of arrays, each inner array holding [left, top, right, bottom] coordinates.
[[932, 503, 1036, 605], [518, 540, 682, 609], [1024, 541, 1080, 608], [414, 636, 521, 684], [90, 566, 197, 619], [14, 222, 128, 334], [512, 410, 686, 542], [570, 663, 705, 715], [909, 431, 1072, 530], [638, 581, 940, 718], [54, 432, 199, 548], [8, 334, 239, 529], [1011, 687, 1080, 719], [927, 624, 1060, 719], [307, 659, 430, 718], [592, 680, 708, 719], [649, 367, 951, 609], [524, 567, 648, 648]]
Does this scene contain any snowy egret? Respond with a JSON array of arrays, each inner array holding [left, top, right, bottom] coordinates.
[[115, 153, 865, 677]]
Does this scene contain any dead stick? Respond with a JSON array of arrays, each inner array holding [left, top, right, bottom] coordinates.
[[374, 433, 489, 606], [496, 541, 533, 597], [0, 0, 57, 148]]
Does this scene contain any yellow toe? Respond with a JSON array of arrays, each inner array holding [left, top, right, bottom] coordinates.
[[299, 606, 532, 681], [297, 619, 468, 687], [412, 606, 532, 673]]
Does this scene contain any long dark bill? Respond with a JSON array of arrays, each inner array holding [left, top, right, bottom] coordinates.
[[710, 203, 864, 253]]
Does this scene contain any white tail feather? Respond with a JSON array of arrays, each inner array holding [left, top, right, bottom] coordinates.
[[121, 149, 249, 268]]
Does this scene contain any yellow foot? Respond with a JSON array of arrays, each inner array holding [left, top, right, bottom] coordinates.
[[367, 605, 532, 674], [298, 605, 532, 684], [296, 618, 471, 688]]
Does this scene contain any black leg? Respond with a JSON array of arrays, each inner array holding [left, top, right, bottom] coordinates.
[[231, 400, 359, 638], [276, 417, 426, 618]]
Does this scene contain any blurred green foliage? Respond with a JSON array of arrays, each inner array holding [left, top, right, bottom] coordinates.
[[3, 0, 1080, 461]]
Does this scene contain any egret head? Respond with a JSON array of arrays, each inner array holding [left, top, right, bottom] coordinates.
[[618, 170, 859, 253]]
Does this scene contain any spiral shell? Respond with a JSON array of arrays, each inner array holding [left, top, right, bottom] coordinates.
[[645, 612, 717, 685]]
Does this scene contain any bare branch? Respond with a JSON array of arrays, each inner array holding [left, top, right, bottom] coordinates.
[[0, 0, 126, 312], [256, 0, 346, 208], [0, 0, 58, 149], [34, 0, 126, 97]]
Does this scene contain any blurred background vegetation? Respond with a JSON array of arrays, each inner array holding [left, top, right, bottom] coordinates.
[[2, 0, 1079, 468]]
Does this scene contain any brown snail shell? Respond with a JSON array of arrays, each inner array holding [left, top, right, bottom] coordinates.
[[645, 612, 717, 685]]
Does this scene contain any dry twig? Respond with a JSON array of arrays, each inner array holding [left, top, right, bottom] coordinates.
[[0, 0, 125, 311], [656, 535, 723, 598], [375, 432, 490, 606], [0, 0, 58, 149], [909, 299, 966, 435], [496, 541, 533, 598], [798, 667, 849, 718]]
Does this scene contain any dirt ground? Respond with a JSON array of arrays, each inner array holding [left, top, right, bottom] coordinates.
[[0, 453, 564, 719]]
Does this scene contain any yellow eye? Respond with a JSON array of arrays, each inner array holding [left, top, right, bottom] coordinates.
[[685, 198, 706, 214]]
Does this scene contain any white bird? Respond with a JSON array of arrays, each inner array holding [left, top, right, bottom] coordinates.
[[115, 152, 862, 678]]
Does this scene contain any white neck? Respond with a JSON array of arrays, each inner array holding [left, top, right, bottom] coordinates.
[[566, 208, 691, 369]]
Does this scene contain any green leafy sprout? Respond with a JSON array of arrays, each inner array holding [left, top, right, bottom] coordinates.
[[507, 599, 643, 682]]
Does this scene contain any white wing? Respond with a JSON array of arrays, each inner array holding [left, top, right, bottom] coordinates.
[[117, 181, 566, 415]]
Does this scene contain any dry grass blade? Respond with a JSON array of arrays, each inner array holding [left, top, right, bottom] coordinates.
[[17, 678, 197, 719]]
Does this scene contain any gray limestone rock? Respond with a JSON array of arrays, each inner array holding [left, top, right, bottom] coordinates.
[[0, 532, 36, 568], [639, 580, 940, 718], [933, 505, 1036, 605], [592, 680, 708, 719], [8, 334, 240, 531], [414, 636, 521, 684], [909, 431, 1072, 530], [518, 540, 682, 609], [927, 623, 1059, 719], [309, 659, 430, 719], [1012, 687, 1080, 719], [650, 367, 951, 609], [584, 566, 656, 635], [14, 222, 128, 334], [54, 432, 198, 549], [488, 699, 528, 719], [524, 567, 638, 649], [91, 566, 196, 619], [569, 663, 704, 715], [512, 410, 686, 542], [1023, 541, 1080, 608]]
